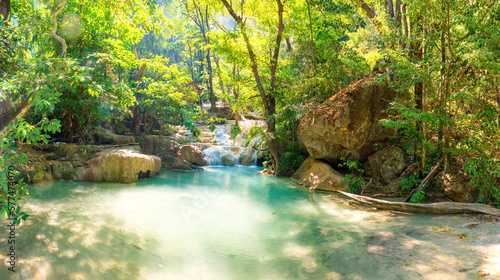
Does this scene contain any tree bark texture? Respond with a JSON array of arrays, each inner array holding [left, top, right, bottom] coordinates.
[[220, 0, 286, 175], [337, 191, 500, 216], [0, 0, 10, 22]]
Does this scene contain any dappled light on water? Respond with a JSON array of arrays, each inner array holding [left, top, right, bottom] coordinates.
[[0, 166, 499, 279]]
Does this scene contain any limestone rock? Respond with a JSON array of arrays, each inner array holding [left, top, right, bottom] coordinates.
[[169, 159, 199, 171], [248, 137, 262, 148], [385, 178, 411, 195], [436, 171, 478, 202], [20, 163, 53, 184], [221, 152, 238, 166], [94, 128, 135, 145], [178, 145, 207, 166], [291, 157, 344, 191], [74, 167, 88, 181], [233, 126, 250, 147], [366, 146, 406, 184], [298, 75, 397, 164], [84, 149, 161, 183], [51, 161, 74, 180], [55, 143, 80, 160], [140, 136, 180, 163], [239, 148, 256, 165]]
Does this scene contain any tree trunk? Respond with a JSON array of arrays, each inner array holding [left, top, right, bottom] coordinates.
[[495, 77, 500, 107], [410, 14, 423, 164], [306, 1, 317, 74], [0, 0, 10, 22], [207, 49, 215, 114], [132, 107, 141, 136], [232, 63, 240, 126], [337, 191, 500, 216], [402, 4, 408, 40], [0, 90, 37, 137], [220, 0, 286, 175], [385, 0, 394, 19], [204, 6, 215, 115]]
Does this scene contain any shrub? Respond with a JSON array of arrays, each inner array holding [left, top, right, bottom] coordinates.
[[230, 125, 241, 140], [278, 144, 307, 176], [342, 174, 365, 194], [209, 124, 216, 131], [464, 155, 500, 204], [191, 127, 202, 137], [244, 126, 265, 147], [338, 158, 365, 194]]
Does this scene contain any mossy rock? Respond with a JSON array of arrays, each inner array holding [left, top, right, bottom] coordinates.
[[51, 161, 75, 180], [94, 128, 135, 145], [20, 163, 54, 184], [56, 143, 80, 159]]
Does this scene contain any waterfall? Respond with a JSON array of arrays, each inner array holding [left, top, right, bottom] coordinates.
[[213, 125, 233, 146], [201, 122, 264, 166], [204, 146, 239, 166]]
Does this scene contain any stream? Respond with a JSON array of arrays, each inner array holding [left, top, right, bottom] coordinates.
[[0, 166, 499, 279]]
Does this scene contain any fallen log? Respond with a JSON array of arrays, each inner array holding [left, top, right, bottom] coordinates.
[[337, 191, 500, 217]]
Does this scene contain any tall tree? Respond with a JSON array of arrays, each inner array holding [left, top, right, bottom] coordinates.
[[0, 0, 9, 22], [183, 0, 216, 114], [219, 0, 286, 174]]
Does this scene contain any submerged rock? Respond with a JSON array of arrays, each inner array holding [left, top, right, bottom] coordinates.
[[291, 157, 344, 191], [84, 149, 161, 183], [178, 145, 207, 166], [298, 74, 397, 164]]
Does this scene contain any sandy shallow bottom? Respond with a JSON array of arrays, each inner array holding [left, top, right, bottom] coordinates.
[[0, 167, 498, 280]]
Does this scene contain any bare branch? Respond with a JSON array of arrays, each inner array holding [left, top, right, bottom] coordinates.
[[51, 0, 67, 57]]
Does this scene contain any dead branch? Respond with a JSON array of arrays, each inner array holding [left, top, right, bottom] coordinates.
[[404, 158, 443, 202]]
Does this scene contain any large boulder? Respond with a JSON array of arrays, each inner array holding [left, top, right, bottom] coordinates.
[[239, 148, 256, 165], [178, 145, 207, 166], [298, 74, 397, 164], [233, 126, 250, 147], [366, 146, 406, 184], [291, 157, 344, 191], [221, 152, 238, 166], [435, 171, 478, 202], [84, 149, 161, 183]]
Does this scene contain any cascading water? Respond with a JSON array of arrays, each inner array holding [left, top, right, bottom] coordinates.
[[202, 121, 264, 166], [203, 146, 239, 165], [213, 125, 233, 146]]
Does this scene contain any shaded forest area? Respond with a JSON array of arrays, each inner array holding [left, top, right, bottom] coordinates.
[[1, 0, 500, 222]]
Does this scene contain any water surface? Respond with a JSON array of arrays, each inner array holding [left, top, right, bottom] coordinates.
[[0, 166, 499, 279]]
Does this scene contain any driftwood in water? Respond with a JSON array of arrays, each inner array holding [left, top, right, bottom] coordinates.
[[337, 191, 500, 217], [404, 158, 443, 202]]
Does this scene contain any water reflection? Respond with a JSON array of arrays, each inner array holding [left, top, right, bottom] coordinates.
[[0, 166, 498, 279]]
